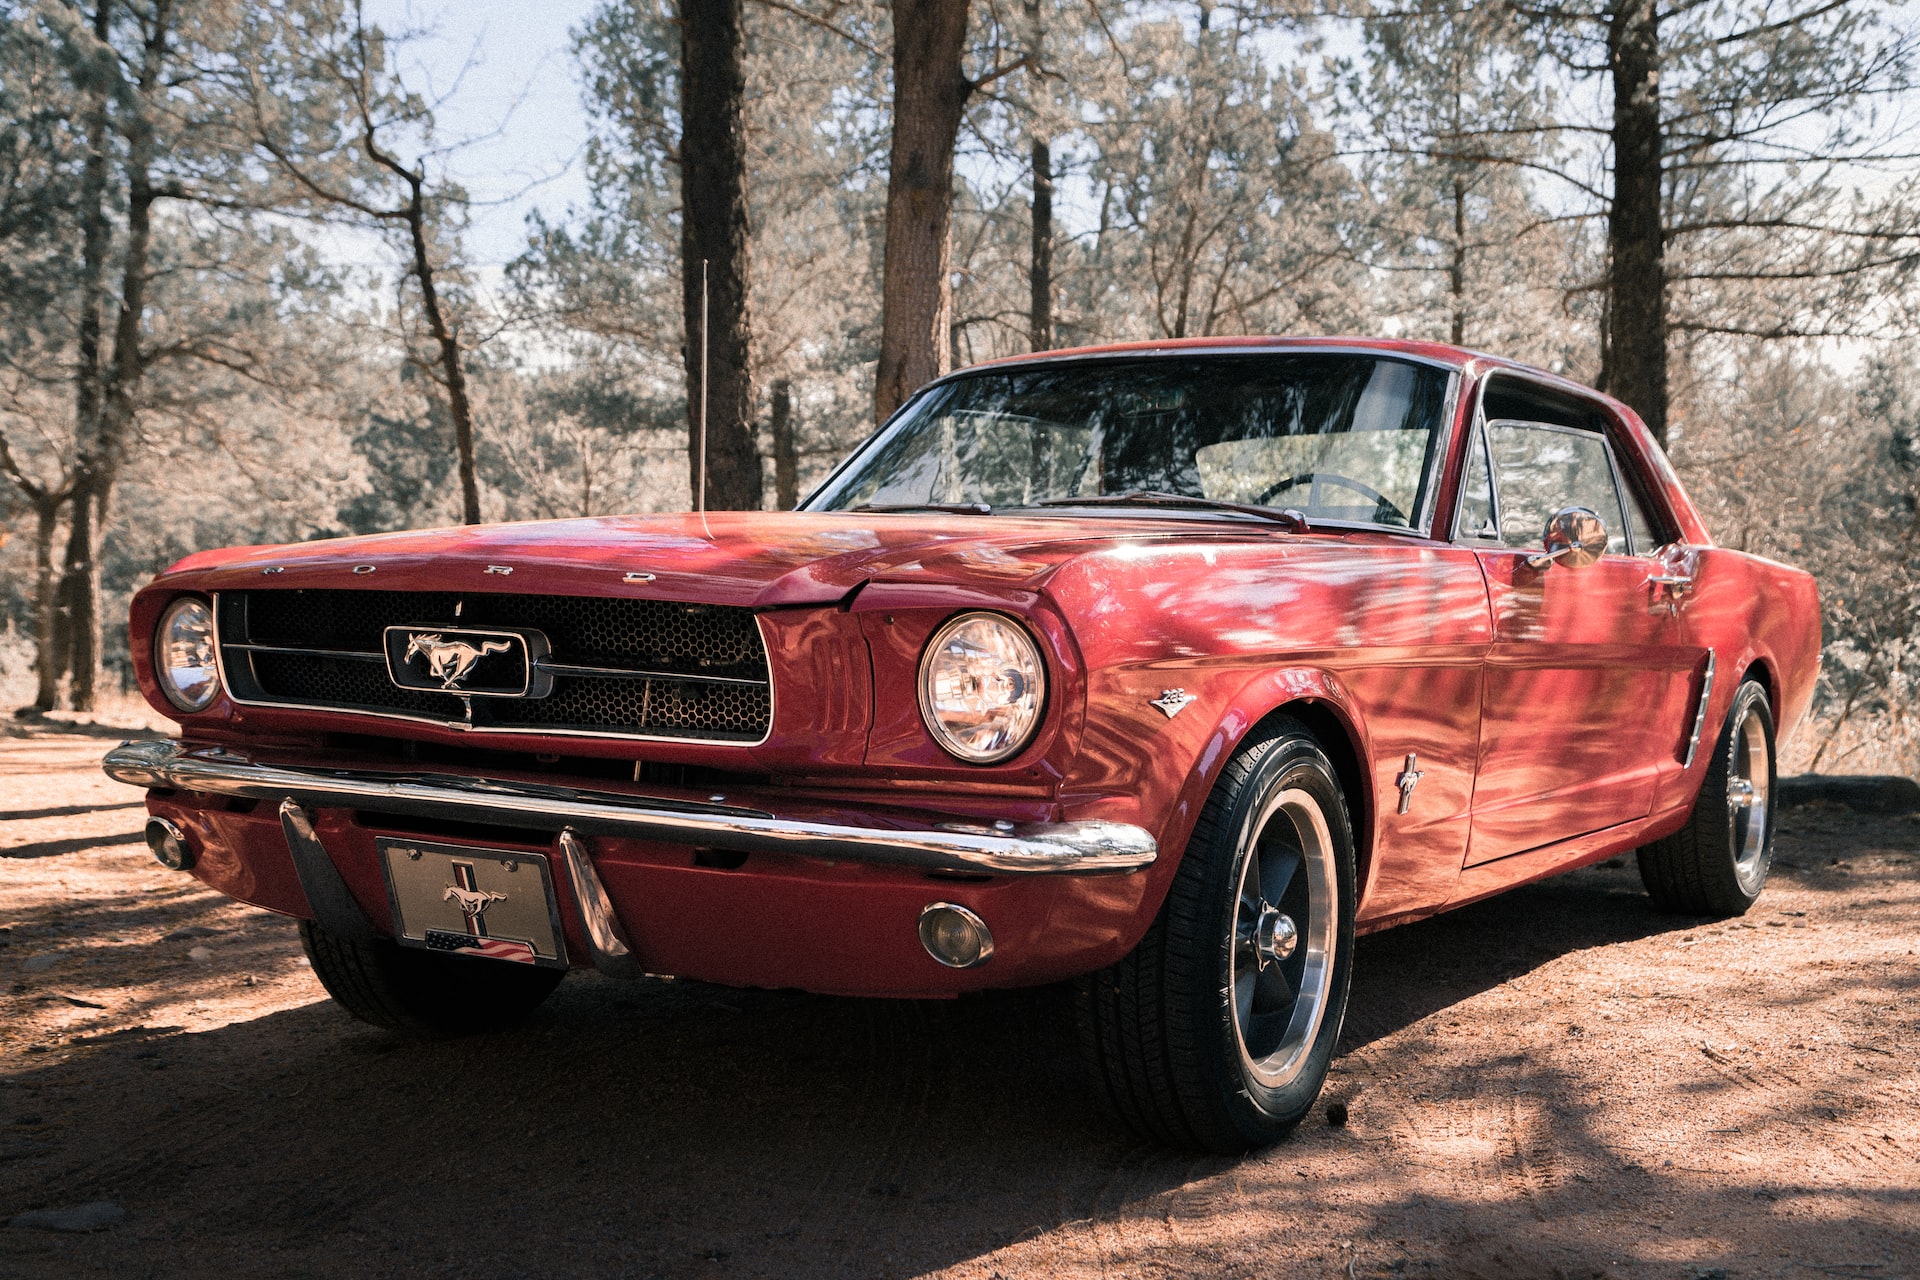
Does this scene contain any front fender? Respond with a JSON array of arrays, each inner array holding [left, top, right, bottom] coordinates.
[[1059, 662, 1375, 956]]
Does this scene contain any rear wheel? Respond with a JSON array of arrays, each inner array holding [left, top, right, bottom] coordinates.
[[299, 919, 566, 1036], [1637, 679, 1776, 916], [1075, 718, 1355, 1152]]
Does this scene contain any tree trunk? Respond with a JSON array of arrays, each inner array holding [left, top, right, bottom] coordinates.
[[1605, 0, 1668, 445], [402, 177, 482, 524], [680, 0, 761, 511], [1449, 174, 1467, 347], [68, 0, 171, 709], [1030, 136, 1054, 351], [873, 0, 973, 425], [32, 498, 62, 712], [770, 378, 798, 510], [56, 0, 116, 709]]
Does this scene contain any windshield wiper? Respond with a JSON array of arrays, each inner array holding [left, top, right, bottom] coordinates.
[[1029, 490, 1309, 531], [850, 502, 994, 515]]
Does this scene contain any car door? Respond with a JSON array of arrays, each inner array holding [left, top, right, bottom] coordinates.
[[1463, 415, 1701, 865]]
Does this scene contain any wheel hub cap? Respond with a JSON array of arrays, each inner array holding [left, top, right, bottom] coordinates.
[[1252, 903, 1298, 967]]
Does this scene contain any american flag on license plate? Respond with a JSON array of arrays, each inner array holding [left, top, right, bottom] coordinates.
[[424, 929, 538, 964]]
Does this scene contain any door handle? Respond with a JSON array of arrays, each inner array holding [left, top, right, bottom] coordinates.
[[1647, 572, 1693, 617]]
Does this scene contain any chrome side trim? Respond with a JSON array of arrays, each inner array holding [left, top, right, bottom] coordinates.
[[105, 740, 1158, 876], [278, 799, 378, 940], [532, 659, 769, 688], [557, 829, 649, 979], [1683, 650, 1718, 769]]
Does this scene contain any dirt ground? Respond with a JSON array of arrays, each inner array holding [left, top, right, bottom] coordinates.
[[1, 721, 1915, 1280]]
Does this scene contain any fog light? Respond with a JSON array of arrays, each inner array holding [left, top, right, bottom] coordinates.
[[918, 902, 994, 969], [145, 817, 193, 871]]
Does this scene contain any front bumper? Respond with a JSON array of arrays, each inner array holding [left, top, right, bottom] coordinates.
[[103, 739, 1157, 876], [104, 739, 1166, 994]]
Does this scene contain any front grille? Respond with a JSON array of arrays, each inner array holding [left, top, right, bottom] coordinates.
[[217, 589, 772, 742]]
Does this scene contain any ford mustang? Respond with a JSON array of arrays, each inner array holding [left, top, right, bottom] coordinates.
[[104, 337, 1819, 1152]]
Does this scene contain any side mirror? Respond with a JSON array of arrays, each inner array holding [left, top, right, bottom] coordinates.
[[1527, 506, 1608, 570]]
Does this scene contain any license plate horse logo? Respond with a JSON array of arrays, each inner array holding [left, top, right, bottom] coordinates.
[[444, 883, 508, 918], [404, 632, 513, 690]]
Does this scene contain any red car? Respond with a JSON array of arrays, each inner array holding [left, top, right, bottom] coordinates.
[[106, 337, 1819, 1152]]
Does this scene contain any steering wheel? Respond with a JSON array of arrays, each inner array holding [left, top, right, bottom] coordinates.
[[1255, 471, 1407, 524]]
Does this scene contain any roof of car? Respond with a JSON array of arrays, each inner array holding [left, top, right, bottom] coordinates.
[[967, 334, 1565, 383]]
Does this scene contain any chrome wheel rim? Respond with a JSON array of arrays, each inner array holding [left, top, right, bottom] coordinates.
[[1230, 786, 1337, 1089], [1730, 707, 1771, 893]]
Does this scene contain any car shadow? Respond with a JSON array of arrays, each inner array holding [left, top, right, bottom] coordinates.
[[1341, 857, 1694, 1054], [0, 857, 1845, 1278]]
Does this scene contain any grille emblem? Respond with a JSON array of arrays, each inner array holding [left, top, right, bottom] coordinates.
[[404, 633, 511, 690], [383, 625, 554, 699]]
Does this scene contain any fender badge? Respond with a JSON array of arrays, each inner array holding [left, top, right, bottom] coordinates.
[[1396, 753, 1425, 815], [1150, 689, 1196, 719]]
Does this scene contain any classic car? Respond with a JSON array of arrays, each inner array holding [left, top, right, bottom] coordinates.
[[104, 336, 1820, 1152]]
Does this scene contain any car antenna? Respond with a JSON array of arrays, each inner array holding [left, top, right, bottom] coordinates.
[[698, 258, 709, 517]]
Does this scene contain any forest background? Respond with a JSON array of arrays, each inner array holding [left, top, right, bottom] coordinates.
[[2, 0, 1918, 772]]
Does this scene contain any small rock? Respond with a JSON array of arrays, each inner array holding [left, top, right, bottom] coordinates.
[[187, 946, 213, 962], [162, 926, 217, 942], [1326, 1100, 1349, 1127], [8, 1201, 127, 1233], [22, 954, 58, 973]]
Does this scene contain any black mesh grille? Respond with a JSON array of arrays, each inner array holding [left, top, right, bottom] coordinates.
[[222, 590, 771, 741]]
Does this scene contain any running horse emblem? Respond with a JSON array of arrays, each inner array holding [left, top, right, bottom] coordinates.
[[443, 884, 508, 917], [403, 632, 513, 690]]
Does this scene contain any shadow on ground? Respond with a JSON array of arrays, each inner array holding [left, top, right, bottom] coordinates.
[[12, 853, 1888, 1280]]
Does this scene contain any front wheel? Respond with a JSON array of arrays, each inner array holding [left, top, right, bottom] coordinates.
[[1075, 718, 1355, 1152], [1637, 679, 1777, 916], [300, 919, 566, 1036]]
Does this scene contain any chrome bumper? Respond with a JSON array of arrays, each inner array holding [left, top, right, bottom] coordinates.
[[102, 739, 1157, 876]]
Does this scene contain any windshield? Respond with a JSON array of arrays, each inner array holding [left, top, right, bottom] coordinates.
[[807, 354, 1455, 529]]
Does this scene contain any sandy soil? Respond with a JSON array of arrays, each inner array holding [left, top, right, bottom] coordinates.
[[1, 723, 1915, 1279]]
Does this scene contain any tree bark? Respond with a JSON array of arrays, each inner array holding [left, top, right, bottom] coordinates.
[[0, 434, 72, 714], [31, 499, 62, 711], [1030, 136, 1054, 351], [1449, 174, 1467, 347], [680, 0, 761, 511], [873, 0, 973, 425], [400, 174, 481, 524], [56, 0, 116, 709], [1605, 0, 1668, 445], [769, 378, 798, 509]]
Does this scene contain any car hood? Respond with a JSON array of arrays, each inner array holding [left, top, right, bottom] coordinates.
[[155, 510, 1216, 608]]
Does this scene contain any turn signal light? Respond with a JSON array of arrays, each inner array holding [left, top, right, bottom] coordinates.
[[918, 902, 994, 969]]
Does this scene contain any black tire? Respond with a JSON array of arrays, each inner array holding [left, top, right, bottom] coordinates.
[[299, 919, 565, 1036], [1075, 717, 1356, 1152], [1637, 679, 1777, 917]]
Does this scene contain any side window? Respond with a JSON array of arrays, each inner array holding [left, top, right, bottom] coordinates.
[[1485, 420, 1629, 555], [1457, 423, 1498, 541], [1619, 476, 1662, 555]]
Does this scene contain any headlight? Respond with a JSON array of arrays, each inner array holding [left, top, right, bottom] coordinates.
[[918, 612, 1047, 764], [155, 597, 220, 713]]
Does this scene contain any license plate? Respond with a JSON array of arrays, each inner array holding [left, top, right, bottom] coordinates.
[[377, 838, 568, 969]]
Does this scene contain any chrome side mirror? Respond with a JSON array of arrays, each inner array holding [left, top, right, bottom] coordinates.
[[1527, 506, 1607, 570]]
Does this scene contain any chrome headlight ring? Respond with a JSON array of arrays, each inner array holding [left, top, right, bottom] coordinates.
[[917, 611, 1048, 765], [155, 596, 221, 713]]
